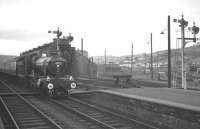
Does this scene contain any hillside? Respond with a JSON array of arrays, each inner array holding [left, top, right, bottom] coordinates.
[[0, 55, 16, 66], [93, 45, 200, 67], [0, 55, 16, 64]]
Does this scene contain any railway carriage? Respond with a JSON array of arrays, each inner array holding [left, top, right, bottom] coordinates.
[[2, 58, 17, 76]]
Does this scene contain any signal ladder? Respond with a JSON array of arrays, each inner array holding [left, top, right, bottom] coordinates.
[[172, 38, 181, 88]]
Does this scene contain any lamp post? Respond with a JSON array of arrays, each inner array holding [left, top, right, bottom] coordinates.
[[144, 53, 147, 74], [160, 15, 171, 88], [168, 15, 171, 88], [147, 33, 153, 80], [131, 43, 133, 73], [150, 33, 153, 80]]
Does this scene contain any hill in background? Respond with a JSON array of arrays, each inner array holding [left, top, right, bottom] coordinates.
[[93, 45, 200, 70], [0, 55, 16, 64]]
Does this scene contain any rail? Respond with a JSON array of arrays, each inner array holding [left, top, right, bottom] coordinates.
[[0, 79, 64, 129], [52, 97, 160, 129]]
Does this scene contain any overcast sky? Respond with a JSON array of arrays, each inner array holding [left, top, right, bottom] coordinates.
[[0, 0, 200, 56]]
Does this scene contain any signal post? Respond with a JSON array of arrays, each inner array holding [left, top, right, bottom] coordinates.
[[174, 15, 199, 89]]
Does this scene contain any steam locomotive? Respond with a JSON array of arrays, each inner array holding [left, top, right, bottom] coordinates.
[[0, 29, 78, 97]]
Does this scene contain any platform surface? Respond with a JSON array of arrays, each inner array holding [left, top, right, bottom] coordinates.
[[100, 87, 200, 112]]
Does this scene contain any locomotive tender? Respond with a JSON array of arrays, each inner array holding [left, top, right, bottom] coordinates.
[[0, 29, 77, 97]]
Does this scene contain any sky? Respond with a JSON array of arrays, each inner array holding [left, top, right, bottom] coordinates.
[[0, 0, 200, 56]]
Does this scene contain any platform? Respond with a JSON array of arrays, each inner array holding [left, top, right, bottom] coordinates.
[[100, 87, 200, 112]]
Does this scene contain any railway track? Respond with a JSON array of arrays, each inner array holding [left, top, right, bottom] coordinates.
[[0, 76, 163, 129], [0, 79, 65, 129], [52, 97, 160, 129], [0, 80, 14, 93], [0, 79, 38, 96]]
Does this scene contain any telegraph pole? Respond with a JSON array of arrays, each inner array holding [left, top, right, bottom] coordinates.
[[168, 15, 171, 88], [150, 33, 153, 79], [131, 43, 133, 73], [81, 38, 83, 56], [105, 48, 107, 65], [144, 53, 146, 74], [157, 51, 159, 72]]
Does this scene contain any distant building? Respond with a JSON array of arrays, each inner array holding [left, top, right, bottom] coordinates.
[[76, 49, 88, 58], [97, 64, 122, 79]]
